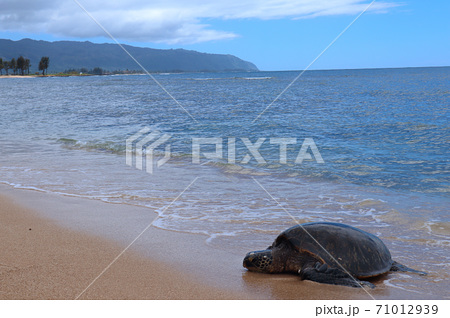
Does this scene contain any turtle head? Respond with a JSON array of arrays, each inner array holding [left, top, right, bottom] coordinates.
[[243, 249, 274, 273]]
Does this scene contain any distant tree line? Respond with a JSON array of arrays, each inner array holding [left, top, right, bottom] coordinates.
[[63, 67, 105, 75], [0, 56, 49, 75], [63, 67, 143, 75]]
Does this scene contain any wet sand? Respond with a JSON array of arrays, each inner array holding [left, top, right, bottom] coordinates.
[[0, 184, 438, 299]]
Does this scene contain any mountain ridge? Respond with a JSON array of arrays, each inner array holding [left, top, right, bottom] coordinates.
[[0, 38, 259, 73]]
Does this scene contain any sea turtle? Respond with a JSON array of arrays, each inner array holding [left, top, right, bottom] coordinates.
[[243, 222, 427, 288]]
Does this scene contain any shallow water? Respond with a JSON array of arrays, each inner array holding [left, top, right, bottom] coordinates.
[[0, 68, 449, 298]]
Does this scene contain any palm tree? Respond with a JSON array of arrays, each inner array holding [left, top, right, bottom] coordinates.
[[0, 58, 3, 75], [38, 60, 44, 75], [39, 56, 50, 75], [25, 58, 31, 75], [17, 56, 25, 75], [3, 60, 10, 75], [10, 58, 16, 75]]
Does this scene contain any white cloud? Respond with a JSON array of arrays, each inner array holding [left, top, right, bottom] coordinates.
[[0, 0, 400, 44]]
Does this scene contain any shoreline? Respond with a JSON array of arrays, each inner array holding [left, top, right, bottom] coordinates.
[[0, 74, 93, 79], [0, 184, 440, 299], [0, 184, 265, 299], [0, 185, 245, 299], [0, 75, 41, 78]]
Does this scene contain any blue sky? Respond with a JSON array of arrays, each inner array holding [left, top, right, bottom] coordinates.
[[0, 0, 448, 71]]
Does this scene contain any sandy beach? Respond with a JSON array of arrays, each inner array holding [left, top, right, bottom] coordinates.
[[0, 183, 439, 300], [0, 187, 244, 299], [0, 75, 40, 79]]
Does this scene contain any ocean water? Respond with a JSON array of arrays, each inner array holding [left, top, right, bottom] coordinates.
[[0, 67, 449, 297]]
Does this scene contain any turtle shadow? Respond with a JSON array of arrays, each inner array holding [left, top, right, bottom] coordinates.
[[241, 270, 391, 300]]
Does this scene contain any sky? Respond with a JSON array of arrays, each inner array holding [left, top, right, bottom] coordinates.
[[0, 0, 449, 71]]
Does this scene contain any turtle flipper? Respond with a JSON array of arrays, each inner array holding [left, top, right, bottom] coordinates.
[[299, 263, 375, 288], [390, 261, 427, 275]]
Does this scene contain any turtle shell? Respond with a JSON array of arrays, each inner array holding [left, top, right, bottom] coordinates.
[[274, 222, 393, 278]]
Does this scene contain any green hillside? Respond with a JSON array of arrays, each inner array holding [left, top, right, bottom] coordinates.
[[0, 38, 258, 73]]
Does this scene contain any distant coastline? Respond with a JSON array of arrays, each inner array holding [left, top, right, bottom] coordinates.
[[0, 38, 259, 74], [1, 65, 448, 78]]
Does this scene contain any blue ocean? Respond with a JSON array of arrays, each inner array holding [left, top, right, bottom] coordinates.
[[0, 67, 449, 296]]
